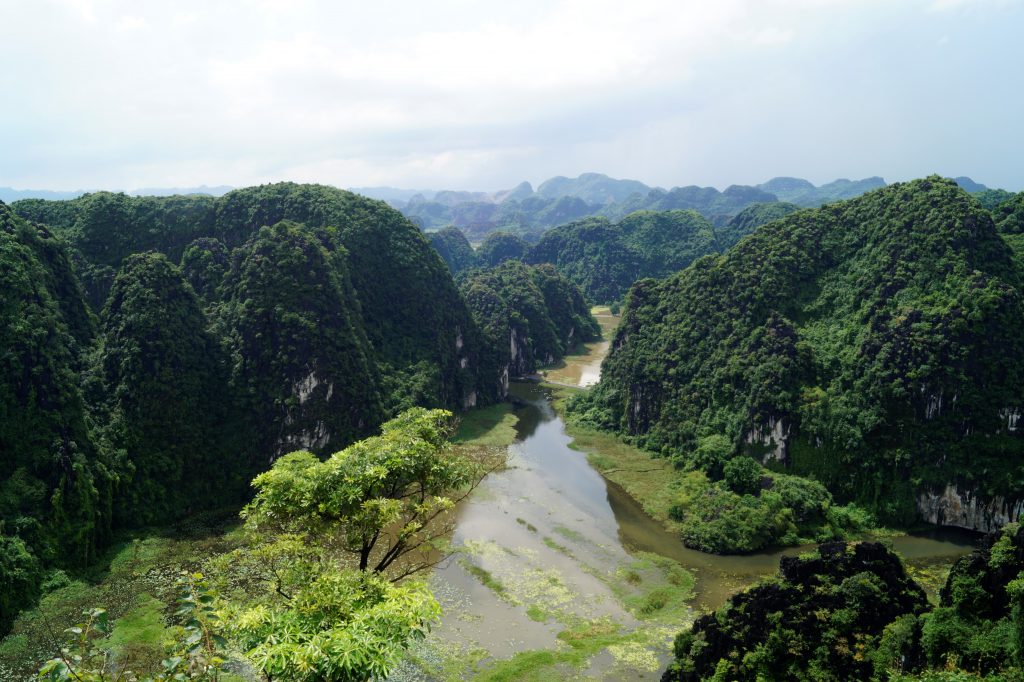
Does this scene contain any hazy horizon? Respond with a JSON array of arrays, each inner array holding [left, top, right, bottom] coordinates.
[[2, 0, 1022, 192]]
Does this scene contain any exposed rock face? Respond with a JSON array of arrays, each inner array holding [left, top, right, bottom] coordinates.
[[917, 484, 1024, 533], [509, 327, 530, 377], [744, 416, 789, 463]]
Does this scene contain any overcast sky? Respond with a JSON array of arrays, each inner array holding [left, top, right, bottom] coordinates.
[[1, 0, 1022, 192]]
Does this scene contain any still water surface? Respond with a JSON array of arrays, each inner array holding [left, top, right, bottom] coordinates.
[[408, 381, 977, 678]]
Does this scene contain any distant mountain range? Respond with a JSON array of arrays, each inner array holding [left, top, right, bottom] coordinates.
[[357, 173, 999, 239], [1, 175, 999, 238], [0, 185, 234, 203]]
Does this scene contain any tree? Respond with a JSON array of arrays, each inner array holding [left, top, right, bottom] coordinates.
[[219, 407, 497, 681], [242, 407, 490, 576]]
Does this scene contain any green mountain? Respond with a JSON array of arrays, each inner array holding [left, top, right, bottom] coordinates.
[[477, 231, 530, 267], [601, 185, 778, 224], [0, 201, 112, 573], [527, 209, 721, 304], [14, 183, 485, 411], [460, 261, 600, 384], [536, 172, 651, 204], [428, 226, 479, 275], [100, 252, 243, 524], [716, 201, 802, 249], [580, 177, 1024, 527], [216, 221, 384, 456], [757, 176, 887, 206], [994, 192, 1024, 234]]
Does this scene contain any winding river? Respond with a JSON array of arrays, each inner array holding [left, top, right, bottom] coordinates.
[[393, 311, 978, 680]]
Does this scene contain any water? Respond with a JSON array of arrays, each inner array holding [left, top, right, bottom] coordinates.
[[398, 313, 978, 680]]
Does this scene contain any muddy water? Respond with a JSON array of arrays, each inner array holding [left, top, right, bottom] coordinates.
[[542, 311, 619, 387], [398, 311, 978, 680]]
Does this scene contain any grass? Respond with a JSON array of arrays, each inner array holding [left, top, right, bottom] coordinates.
[[474, 619, 648, 681], [454, 403, 519, 446], [460, 560, 510, 600], [0, 512, 242, 681], [542, 537, 574, 557], [551, 526, 583, 542], [609, 553, 696, 622], [544, 383, 681, 531], [102, 594, 170, 670], [516, 518, 538, 532]]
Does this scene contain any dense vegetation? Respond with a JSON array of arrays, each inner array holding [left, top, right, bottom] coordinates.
[[33, 408, 482, 681], [13, 183, 486, 409], [428, 225, 478, 275], [1, 182, 603, 638], [527, 209, 723, 303], [0, 202, 111, 574], [477, 230, 530, 267], [664, 525, 1024, 681], [577, 178, 1024, 527], [716, 201, 802, 249], [99, 252, 245, 524], [757, 176, 887, 207], [460, 261, 601, 387]]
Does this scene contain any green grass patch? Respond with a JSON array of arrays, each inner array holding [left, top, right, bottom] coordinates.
[[461, 560, 509, 599], [610, 553, 696, 622], [542, 537, 574, 557], [552, 526, 583, 543], [475, 619, 636, 681], [525, 604, 550, 622], [454, 403, 519, 446], [516, 518, 538, 532], [102, 594, 170, 670], [0, 517, 242, 680]]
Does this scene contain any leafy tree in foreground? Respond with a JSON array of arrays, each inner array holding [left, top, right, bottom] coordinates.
[[241, 407, 487, 576], [216, 407, 494, 681]]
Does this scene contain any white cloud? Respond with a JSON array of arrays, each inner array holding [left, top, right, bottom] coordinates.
[[0, 0, 1021, 190]]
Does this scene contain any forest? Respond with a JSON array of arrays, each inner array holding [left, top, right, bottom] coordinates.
[[4, 175, 1024, 681], [0, 184, 598, 654]]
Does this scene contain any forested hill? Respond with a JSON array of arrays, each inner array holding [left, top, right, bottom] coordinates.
[[525, 208, 782, 304], [0, 186, 600, 634], [13, 184, 484, 409], [576, 177, 1024, 529]]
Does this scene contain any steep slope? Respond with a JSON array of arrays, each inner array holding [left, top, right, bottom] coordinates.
[[216, 221, 383, 457], [717, 201, 802, 249], [460, 261, 600, 382], [428, 226, 479, 275], [477, 231, 529, 267], [100, 252, 245, 524], [584, 177, 1024, 527], [0, 202, 111, 571], [15, 183, 487, 411], [527, 210, 720, 303]]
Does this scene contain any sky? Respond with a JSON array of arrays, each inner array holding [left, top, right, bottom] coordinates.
[[1, 0, 1022, 192]]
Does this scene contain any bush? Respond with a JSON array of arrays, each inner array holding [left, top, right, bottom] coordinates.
[[723, 457, 763, 495]]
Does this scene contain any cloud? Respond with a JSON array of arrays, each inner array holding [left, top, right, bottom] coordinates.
[[0, 0, 1021, 190]]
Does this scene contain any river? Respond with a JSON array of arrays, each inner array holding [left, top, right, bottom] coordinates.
[[391, 312, 979, 681]]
